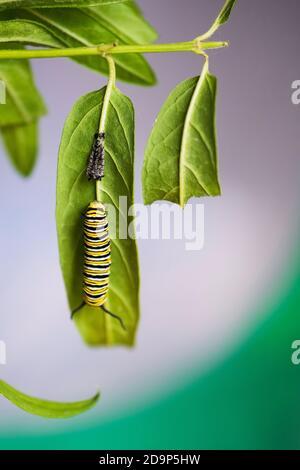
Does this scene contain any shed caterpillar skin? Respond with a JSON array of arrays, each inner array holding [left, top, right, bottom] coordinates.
[[86, 133, 105, 181]]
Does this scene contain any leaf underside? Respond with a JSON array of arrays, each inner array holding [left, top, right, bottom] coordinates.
[[0, 379, 99, 418], [56, 87, 139, 347], [143, 69, 221, 208]]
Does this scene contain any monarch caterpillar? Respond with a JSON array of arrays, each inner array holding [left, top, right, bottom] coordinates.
[[83, 201, 110, 307], [72, 201, 125, 330]]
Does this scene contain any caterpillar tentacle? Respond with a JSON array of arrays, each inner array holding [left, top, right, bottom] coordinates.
[[71, 301, 85, 318], [101, 304, 126, 331]]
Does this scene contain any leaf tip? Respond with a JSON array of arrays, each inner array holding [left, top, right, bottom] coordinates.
[[142, 69, 157, 87], [19, 166, 35, 178], [219, 0, 237, 25]]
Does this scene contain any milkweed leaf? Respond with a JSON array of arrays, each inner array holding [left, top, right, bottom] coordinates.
[[1, 120, 38, 176], [0, 379, 99, 418], [0, 51, 46, 127], [0, 45, 46, 175], [0, 19, 62, 47], [0, 0, 126, 8], [143, 61, 221, 207], [0, 3, 157, 86], [83, 2, 157, 45], [56, 87, 139, 347]]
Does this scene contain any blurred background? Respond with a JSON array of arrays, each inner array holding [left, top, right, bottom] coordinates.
[[0, 0, 300, 449]]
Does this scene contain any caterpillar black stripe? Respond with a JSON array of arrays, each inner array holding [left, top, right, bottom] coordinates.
[[86, 132, 105, 181], [72, 201, 125, 330]]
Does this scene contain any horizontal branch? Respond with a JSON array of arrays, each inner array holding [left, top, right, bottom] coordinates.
[[0, 39, 229, 60]]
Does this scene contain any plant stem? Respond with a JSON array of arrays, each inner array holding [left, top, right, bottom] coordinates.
[[96, 56, 116, 202], [0, 40, 229, 60]]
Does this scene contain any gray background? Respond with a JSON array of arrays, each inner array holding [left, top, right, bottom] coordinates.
[[0, 0, 299, 429]]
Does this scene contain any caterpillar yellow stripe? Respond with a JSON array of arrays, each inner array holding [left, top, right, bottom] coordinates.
[[83, 201, 111, 307]]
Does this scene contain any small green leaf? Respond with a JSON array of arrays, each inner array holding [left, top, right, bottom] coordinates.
[[0, 0, 126, 8], [215, 0, 237, 25], [199, 0, 237, 40], [143, 61, 221, 207], [56, 87, 139, 347], [1, 120, 38, 176], [0, 52, 46, 126], [0, 379, 99, 419], [2, 4, 157, 86]]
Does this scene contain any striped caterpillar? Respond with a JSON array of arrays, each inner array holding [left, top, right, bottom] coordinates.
[[83, 201, 111, 308]]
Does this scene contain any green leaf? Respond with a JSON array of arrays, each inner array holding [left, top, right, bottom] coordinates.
[[0, 19, 62, 47], [84, 2, 157, 45], [0, 379, 99, 418], [29, 5, 156, 86], [0, 45, 46, 174], [0, 0, 126, 8], [1, 4, 157, 86], [143, 61, 221, 207], [0, 53, 46, 127], [1, 121, 38, 176], [56, 87, 139, 347]]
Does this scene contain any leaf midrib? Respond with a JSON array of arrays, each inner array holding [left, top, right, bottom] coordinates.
[[28, 8, 91, 45], [83, 7, 136, 47], [179, 62, 209, 207]]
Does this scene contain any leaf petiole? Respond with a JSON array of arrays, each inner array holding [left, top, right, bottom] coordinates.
[[96, 55, 116, 201]]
